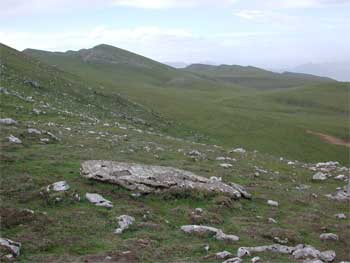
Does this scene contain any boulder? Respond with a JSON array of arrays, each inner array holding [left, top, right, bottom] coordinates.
[[0, 118, 17, 125], [181, 225, 239, 242], [28, 128, 41, 135], [319, 233, 338, 241], [47, 181, 70, 192], [0, 238, 21, 259], [312, 172, 327, 181], [220, 163, 233, 168], [80, 161, 251, 199], [335, 213, 346, 219], [8, 135, 21, 144], [267, 200, 279, 207], [251, 257, 261, 263], [320, 250, 336, 262], [230, 148, 246, 154], [114, 215, 135, 234], [85, 193, 113, 208], [326, 187, 350, 201], [215, 250, 232, 259]]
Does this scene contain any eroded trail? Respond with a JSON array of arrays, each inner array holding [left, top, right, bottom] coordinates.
[[306, 130, 350, 147]]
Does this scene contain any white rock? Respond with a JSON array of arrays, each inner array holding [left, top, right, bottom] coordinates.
[[251, 256, 261, 263], [319, 233, 338, 241], [220, 163, 233, 168], [114, 215, 135, 234], [40, 138, 50, 143], [0, 238, 21, 258], [181, 225, 239, 242], [312, 172, 327, 181], [223, 257, 242, 263], [335, 213, 346, 219], [302, 260, 323, 263], [27, 128, 41, 135], [0, 118, 17, 125], [86, 193, 113, 208], [319, 250, 336, 262], [268, 218, 277, 224], [237, 247, 251, 257], [8, 135, 22, 144], [215, 250, 232, 259], [292, 245, 321, 259], [335, 174, 345, 180], [47, 181, 70, 192], [267, 200, 279, 207], [231, 148, 246, 154]]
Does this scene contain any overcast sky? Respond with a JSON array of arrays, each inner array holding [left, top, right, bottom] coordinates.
[[1, 0, 349, 68]]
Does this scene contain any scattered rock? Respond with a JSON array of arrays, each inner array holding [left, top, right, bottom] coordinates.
[[319, 233, 338, 241], [325, 186, 350, 201], [223, 257, 243, 263], [230, 148, 246, 154], [0, 118, 17, 125], [85, 193, 113, 208], [47, 181, 70, 192], [335, 213, 346, 219], [7, 135, 22, 144], [27, 128, 41, 135], [0, 237, 21, 259], [267, 200, 279, 207], [320, 250, 336, 262], [220, 163, 233, 168], [268, 218, 277, 224], [215, 250, 232, 259], [251, 256, 261, 263], [81, 161, 251, 199], [180, 225, 239, 242], [114, 215, 135, 234], [312, 172, 327, 181]]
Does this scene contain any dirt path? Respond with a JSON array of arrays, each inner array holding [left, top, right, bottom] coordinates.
[[306, 130, 350, 147]]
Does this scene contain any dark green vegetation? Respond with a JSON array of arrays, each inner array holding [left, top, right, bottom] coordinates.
[[24, 44, 349, 164], [1, 43, 349, 262]]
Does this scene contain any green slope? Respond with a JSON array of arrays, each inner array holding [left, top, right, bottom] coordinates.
[[23, 44, 349, 164], [23, 44, 224, 92], [184, 63, 335, 89]]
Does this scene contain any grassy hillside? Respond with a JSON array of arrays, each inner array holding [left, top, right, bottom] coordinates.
[[1, 43, 349, 263], [184, 64, 335, 89], [23, 44, 349, 164]]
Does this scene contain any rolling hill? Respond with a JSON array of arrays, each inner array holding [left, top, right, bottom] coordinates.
[[23, 43, 349, 164], [184, 63, 335, 89]]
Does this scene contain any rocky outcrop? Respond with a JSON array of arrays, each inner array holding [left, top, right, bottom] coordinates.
[[80, 161, 251, 199], [0, 238, 21, 260], [181, 225, 239, 242], [237, 244, 336, 262], [326, 186, 350, 201]]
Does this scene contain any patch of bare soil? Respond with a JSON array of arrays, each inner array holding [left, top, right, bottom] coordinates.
[[306, 130, 350, 147]]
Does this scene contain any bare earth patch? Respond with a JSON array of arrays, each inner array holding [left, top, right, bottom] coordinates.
[[306, 130, 350, 147]]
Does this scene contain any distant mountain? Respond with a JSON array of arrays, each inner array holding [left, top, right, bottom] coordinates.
[[24, 44, 335, 91], [23, 44, 223, 91], [184, 63, 335, 89], [290, 61, 350, 82]]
